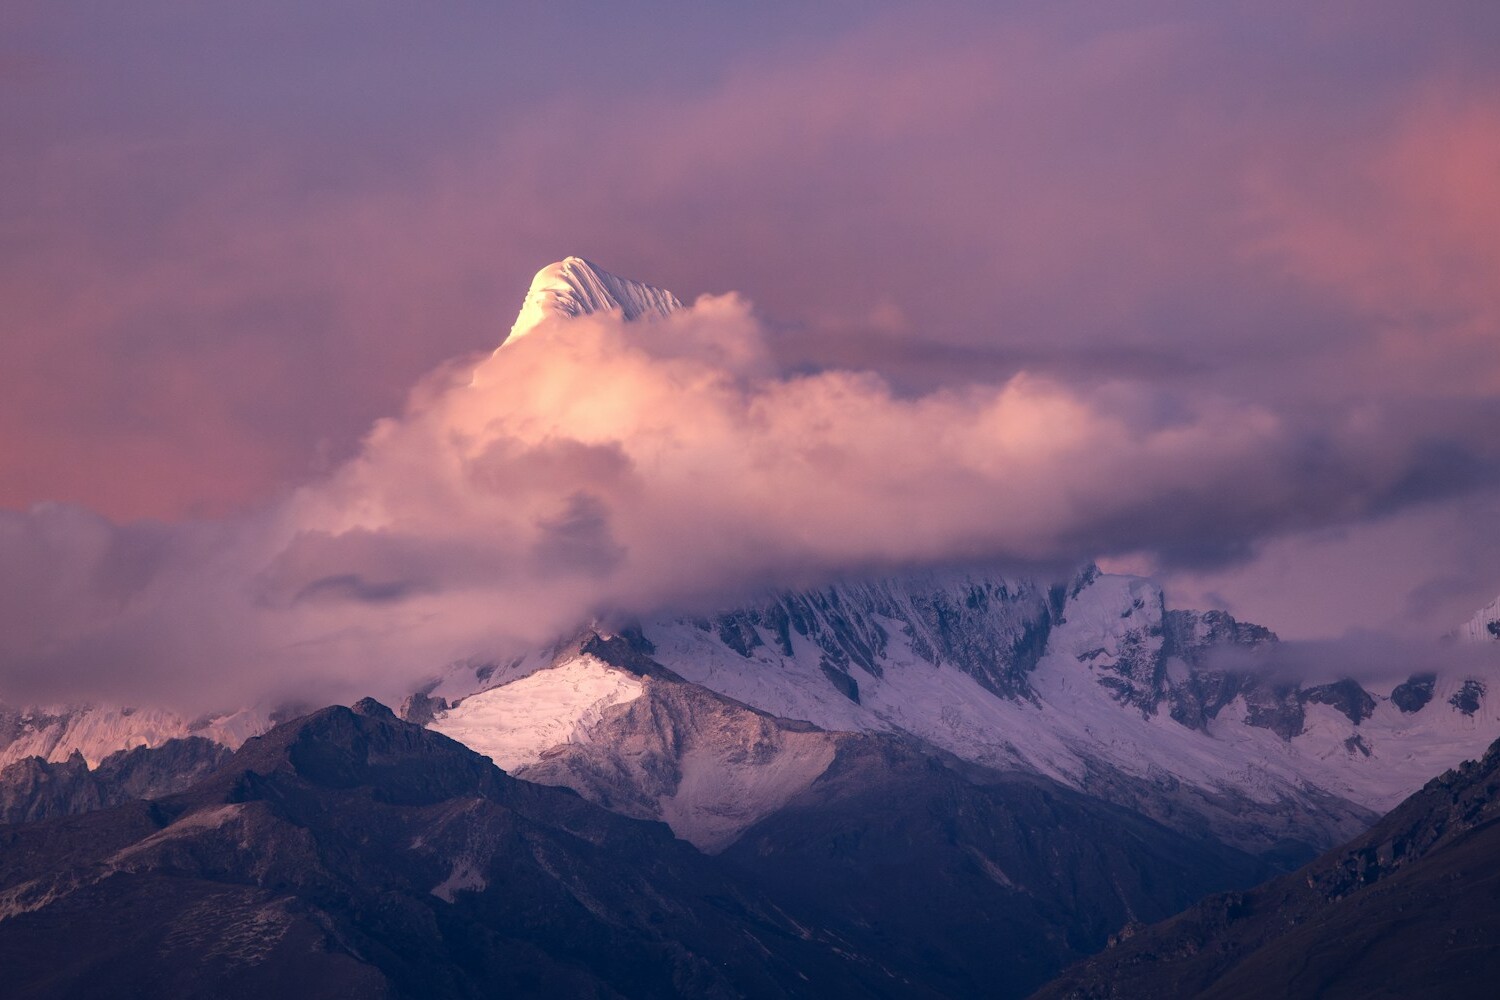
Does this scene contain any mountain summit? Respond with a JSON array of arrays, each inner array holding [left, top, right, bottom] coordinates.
[[505, 256, 682, 342]]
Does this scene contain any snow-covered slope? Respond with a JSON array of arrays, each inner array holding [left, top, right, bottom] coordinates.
[[14, 561, 1494, 858], [426, 633, 844, 853], [1460, 593, 1500, 642], [428, 652, 643, 771], [634, 569, 1500, 825], [0, 703, 265, 770], [505, 255, 681, 343]]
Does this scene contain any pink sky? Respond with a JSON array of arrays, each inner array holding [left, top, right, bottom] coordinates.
[[4, 0, 1500, 665]]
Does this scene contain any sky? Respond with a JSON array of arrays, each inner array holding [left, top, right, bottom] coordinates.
[[3, 1, 1500, 705]]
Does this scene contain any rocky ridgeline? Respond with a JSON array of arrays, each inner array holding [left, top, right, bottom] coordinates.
[[691, 565, 1481, 743], [0, 736, 231, 825], [1034, 735, 1500, 998], [699, 571, 1057, 702]]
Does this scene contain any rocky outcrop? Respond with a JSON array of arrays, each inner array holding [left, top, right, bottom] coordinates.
[[0, 736, 231, 825], [1390, 672, 1437, 713], [517, 673, 843, 852], [1033, 736, 1500, 999], [701, 570, 1058, 700], [1450, 677, 1487, 716]]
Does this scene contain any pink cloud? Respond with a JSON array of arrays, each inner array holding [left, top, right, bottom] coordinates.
[[1244, 90, 1500, 394], [6, 4, 1497, 520], [2, 0, 1499, 692], [5, 284, 1494, 707]]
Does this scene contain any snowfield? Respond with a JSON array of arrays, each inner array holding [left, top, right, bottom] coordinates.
[[429, 654, 644, 771]]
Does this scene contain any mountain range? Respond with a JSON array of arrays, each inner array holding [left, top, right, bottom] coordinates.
[[2, 258, 1499, 996], [0, 697, 1271, 998]]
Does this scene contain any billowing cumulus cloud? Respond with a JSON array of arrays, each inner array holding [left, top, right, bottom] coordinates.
[[6, 1, 1500, 524], [4, 284, 1498, 709], [4, 1, 1500, 703]]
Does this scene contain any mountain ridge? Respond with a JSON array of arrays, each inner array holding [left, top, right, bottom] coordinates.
[[1031, 733, 1500, 998], [0, 697, 1271, 999]]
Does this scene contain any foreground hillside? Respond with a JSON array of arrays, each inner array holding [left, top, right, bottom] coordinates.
[[0, 699, 1267, 999], [1033, 735, 1500, 999]]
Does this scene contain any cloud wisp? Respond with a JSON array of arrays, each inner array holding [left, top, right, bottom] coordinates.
[[1205, 634, 1500, 689]]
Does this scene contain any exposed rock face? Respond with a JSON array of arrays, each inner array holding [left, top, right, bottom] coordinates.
[[1033, 736, 1500, 999], [1303, 679, 1377, 725], [1390, 672, 1437, 713], [1052, 590, 1379, 743], [0, 752, 104, 825], [1163, 609, 1278, 665], [396, 691, 448, 726], [703, 570, 1058, 700], [1238, 680, 1305, 740], [1450, 677, 1487, 716], [0, 737, 231, 825], [0, 702, 263, 770]]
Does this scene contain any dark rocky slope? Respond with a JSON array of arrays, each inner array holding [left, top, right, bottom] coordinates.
[[0, 736, 231, 824], [504, 633, 1274, 998], [1033, 736, 1500, 999], [720, 737, 1270, 1000], [0, 701, 895, 999], [0, 693, 1273, 999]]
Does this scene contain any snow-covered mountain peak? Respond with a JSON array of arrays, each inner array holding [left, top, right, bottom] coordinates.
[[505, 256, 682, 343]]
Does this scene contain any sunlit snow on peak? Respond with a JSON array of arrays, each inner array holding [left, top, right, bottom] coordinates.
[[504, 256, 682, 343], [428, 654, 643, 770]]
